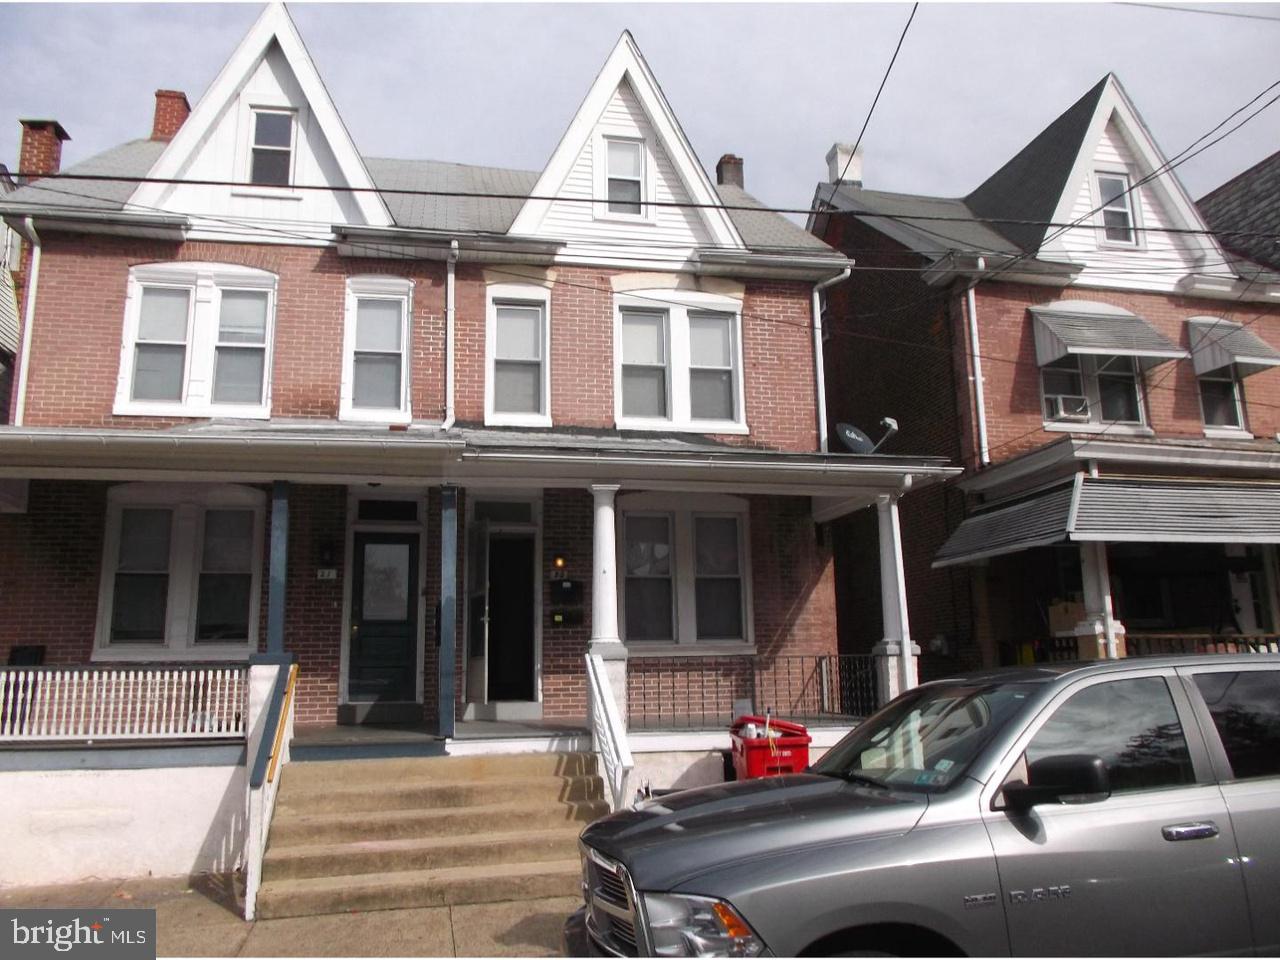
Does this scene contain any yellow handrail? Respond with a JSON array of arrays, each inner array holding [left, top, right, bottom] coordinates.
[[266, 664, 299, 785]]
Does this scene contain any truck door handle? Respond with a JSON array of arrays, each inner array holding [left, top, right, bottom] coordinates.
[[1162, 821, 1220, 842]]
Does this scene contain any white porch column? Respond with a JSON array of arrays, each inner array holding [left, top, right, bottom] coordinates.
[[1076, 541, 1124, 659], [589, 484, 627, 722], [872, 494, 919, 704]]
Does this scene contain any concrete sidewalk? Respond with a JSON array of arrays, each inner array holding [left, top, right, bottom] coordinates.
[[0, 875, 574, 957]]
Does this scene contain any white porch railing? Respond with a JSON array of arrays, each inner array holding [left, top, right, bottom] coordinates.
[[0, 665, 247, 742], [586, 653, 634, 812], [244, 661, 298, 922]]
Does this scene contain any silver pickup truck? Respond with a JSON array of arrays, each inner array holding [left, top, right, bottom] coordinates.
[[565, 655, 1280, 957]]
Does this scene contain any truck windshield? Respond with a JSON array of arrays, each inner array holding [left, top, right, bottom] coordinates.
[[811, 681, 1037, 793]]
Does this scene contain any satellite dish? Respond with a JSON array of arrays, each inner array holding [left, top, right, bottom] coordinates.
[[836, 422, 876, 454]]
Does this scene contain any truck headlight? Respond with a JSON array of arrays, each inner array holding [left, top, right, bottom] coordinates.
[[642, 893, 764, 957]]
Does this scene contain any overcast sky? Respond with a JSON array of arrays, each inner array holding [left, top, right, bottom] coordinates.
[[2, 2, 1277, 217]]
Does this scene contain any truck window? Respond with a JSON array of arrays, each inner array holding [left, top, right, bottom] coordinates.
[[1193, 670, 1280, 780]]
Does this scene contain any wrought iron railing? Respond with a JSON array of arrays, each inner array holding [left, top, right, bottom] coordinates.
[[1126, 634, 1280, 657], [626, 654, 876, 731]]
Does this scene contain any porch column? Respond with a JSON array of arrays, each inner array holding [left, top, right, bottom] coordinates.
[[439, 486, 458, 739], [266, 480, 289, 655], [872, 494, 919, 704], [589, 483, 627, 723], [1076, 541, 1124, 659]]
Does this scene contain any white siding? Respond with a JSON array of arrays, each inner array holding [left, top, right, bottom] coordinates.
[[1056, 117, 1202, 291], [156, 43, 368, 234], [537, 79, 713, 248], [0, 224, 20, 355]]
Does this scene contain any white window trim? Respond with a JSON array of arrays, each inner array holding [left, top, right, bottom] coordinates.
[[93, 483, 266, 662], [613, 290, 748, 434], [1039, 353, 1149, 431], [1198, 365, 1251, 438], [616, 491, 754, 656], [593, 128, 656, 225], [484, 283, 553, 428], [1092, 167, 1145, 251], [113, 262, 277, 420], [234, 104, 303, 200], [340, 275, 414, 425]]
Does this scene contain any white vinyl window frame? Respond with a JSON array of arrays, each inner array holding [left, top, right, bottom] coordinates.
[[1092, 168, 1143, 249], [1040, 353, 1151, 434], [1199, 364, 1249, 437], [616, 492, 754, 657], [593, 129, 656, 224], [613, 290, 748, 434], [484, 283, 552, 428], [94, 483, 266, 662], [340, 275, 414, 425], [113, 262, 277, 420]]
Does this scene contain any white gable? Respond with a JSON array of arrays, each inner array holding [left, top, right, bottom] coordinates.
[[128, 3, 390, 238], [510, 32, 743, 255]]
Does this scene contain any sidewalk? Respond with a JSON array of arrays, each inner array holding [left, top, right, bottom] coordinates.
[[0, 875, 574, 957]]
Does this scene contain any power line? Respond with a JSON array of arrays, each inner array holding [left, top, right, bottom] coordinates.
[[1114, 2, 1280, 22]]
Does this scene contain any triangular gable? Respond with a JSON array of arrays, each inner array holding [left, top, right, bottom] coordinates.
[[508, 31, 744, 249], [128, 2, 391, 228]]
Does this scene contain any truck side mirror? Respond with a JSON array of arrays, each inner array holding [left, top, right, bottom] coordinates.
[[1003, 754, 1110, 810]]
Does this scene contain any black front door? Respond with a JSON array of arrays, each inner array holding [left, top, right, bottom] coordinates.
[[349, 531, 418, 704], [486, 533, 536, 701]]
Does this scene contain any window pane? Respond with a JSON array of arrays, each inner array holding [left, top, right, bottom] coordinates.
[[254, 112, 293, 148], [691, 369, 734, 420], [1098, 175, 1127, 207], [1099, 373, 1141, 422], [608, 179, 642, 215], [495, 305, 542, 361], [1026, 677, 1195, 793], [119, 509, 171, 571], [196, 573, 251, 642], [212, 347, 265, 404], [621, 312, 665, 364], [1200, 377, 1240, 427], [362, 543, 410, 621], [622, 367, 667, 418], [1193, 671, 1280, 780], [133, 345, 186, 401], [1042, 368, 1083, 396], [111, 574, 168, 643], [625, 516, 671, 576], [138, 287, 190, 342], [202, 510, 254, 572], [494, 360, 542, 414], [1103, 209, 1133, 242], [356, 299, 403, 351], [353, 354, 402, 409], [250, 149, 291, 187], [219, 291, 268, 344], [608, 140, 642, 178], [696, 578, 743, 640], [625, 579, 673, 640], [695, 517, 739, 575], [690, 314, 733, 367]]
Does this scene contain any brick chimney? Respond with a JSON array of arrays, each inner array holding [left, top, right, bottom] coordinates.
[[151, 90, 191, 142], [716, 154, 744, 189], [18, 120, 70, 183]]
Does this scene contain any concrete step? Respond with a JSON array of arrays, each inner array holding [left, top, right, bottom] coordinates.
[[280, 752, 597, 790], [255, 858, 583, 919], [262, 826, 584, 881], [275, 774, 603, 814], [268, 799, 610, 847]]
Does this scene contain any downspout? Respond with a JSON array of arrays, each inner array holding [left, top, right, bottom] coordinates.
[[13, 217, 41, 427], [811, 267, 851, 453], [442, 239, 459, 430], [963, 256, 990, 466]]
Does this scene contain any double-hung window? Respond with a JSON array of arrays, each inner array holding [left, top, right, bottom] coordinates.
[[116, 263, 277, 418], [1199, 366, 1245, 430], [249, 109, 295, 187], [1095, 355, 1142, 423], [341, 276, 413, 423], [96, 484, 265, 660], [485, 284, 551, 426], [1096, 172, 1137, 245], [605, 138, 644, 216], [1041, 354, 1145, 427], [615, 292, 745, 432]]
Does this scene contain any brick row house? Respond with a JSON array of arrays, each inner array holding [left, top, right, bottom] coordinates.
[[0, 3, 953, 763], [812, 75, 1280, 676]]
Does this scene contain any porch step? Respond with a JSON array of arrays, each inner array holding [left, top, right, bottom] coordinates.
[[280, 751, 597, 788], [255, 858, 583, 919], [275, 773, 602, 814]]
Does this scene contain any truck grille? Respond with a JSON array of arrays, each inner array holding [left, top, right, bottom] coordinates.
[[582, 844, 642, 957]]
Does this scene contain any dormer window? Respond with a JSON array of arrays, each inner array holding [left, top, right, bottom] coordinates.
[[606, 138, 644, 215], [1096, 172, 1136, 245], [250, 109, 294, 187]]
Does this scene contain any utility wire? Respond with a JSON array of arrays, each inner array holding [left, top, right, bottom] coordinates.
[[1114, 2, 1280, 23]]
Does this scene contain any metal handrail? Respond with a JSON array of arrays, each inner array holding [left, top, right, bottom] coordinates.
[[586, 653, 634, 812], [265, 664, 298, 785]]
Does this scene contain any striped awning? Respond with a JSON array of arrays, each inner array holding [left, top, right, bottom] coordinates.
[[1031, 301, 1187, 371], [934, 476, 1280, 567], [1189, 317, 1280, 378]]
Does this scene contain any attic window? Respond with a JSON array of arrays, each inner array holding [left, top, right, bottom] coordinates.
[[1096, 173, 1136, 245], [606, 139, 644, 215], [250, 109, 294, 187]]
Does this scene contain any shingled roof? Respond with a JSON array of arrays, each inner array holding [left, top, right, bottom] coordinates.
[[1198, 149, 1280, 273]]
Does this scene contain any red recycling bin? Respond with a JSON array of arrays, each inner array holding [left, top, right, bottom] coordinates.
[[730, 715, 811, 779]]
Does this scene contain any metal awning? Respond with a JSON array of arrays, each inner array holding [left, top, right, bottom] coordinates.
[[935, 475, 1280, 567], [1189, 316, 1280, 378], [1031, 301, 1188, 371]]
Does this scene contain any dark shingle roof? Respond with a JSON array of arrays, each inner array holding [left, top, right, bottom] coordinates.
[[1198, 149, 1280, 273], [6, 139, 165, 211]]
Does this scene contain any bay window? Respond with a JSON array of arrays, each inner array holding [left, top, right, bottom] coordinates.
[[341, 276, 413, 423], [485, 283, 552, 426]]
